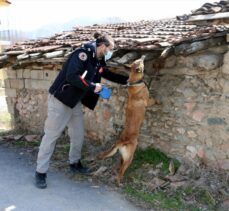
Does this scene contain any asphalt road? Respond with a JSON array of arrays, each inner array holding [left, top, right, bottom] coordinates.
[[0, 146, 141, 211]]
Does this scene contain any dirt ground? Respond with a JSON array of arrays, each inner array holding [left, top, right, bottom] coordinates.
[[0, 133, 228, 211]]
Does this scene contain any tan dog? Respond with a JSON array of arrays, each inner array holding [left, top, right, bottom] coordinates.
[[97, 55, 155, 185]]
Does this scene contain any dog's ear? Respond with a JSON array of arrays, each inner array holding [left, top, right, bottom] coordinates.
[[141, 55, 146, 61], [124, 64, 132, 69]]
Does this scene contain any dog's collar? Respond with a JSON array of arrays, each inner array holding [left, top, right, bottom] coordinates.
[[127, 79, 145, 87]]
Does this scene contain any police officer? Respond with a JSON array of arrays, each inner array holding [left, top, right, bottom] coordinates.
[[35, 32, 128, 189]]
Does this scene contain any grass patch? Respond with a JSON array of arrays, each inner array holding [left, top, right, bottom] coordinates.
[[196, 189, 216, 207], [14, 140, 40, 148], [183, 185, 194, 195], [122, 148, 218, 210], [63, 143, 70, 153], [56, 143, 70, 154], [127, 147, 180, 175], [0, 128, 10, 133], [124, 179, 218, 211], [0, 129, 41, 148], [0, 129, 18, 136], [124, 185, 202, 211]]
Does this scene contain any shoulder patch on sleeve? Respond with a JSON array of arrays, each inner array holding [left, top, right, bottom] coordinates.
[[78, 52, 87, 61]]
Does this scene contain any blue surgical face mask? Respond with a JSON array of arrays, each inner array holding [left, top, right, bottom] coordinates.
[[105, 50, 113, 61]]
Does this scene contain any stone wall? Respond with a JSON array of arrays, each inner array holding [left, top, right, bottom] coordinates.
[[147, 45, 229, 169], [2, 68, 58, 131], [2, 45, 229, 169]]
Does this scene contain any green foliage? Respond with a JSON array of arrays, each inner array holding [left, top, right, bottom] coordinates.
[[124, 181, 218, 211], [14, 140, 40, 147], [0, 129, 40, 147], [0, 129, 25, 136], [196, 189, 216, 207], [183, 185, 194, 194], [124, 185, 202, 211], [123, 148, 218, 210], [128, 147, 180, 175], [56, 143, 70, 154]]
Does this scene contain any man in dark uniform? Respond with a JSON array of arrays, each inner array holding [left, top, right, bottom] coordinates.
[[35, 33, 128, 189]]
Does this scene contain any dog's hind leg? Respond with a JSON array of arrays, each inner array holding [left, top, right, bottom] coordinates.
[[116, 144, 137, 185]]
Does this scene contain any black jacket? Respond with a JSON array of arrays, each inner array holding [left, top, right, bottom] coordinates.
[[49, 42, 128, 110]]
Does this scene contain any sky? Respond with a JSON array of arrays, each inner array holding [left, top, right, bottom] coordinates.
[[2, 0, 217, 30]]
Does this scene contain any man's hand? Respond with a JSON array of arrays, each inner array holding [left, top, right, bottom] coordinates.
[[94, 83, 103, 93]]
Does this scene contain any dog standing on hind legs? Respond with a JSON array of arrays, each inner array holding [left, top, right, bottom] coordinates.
[[97, 55, 156, 185]]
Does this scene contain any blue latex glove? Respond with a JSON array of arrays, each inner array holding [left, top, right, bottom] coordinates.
[[97, 86, 112, 99]]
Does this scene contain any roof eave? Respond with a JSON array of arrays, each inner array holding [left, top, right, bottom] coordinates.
[[187, 12, 229, 22]]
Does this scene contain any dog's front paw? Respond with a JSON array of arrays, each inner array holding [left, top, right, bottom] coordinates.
[[147, 98, 156, 106], [148, 98, 161, 106]]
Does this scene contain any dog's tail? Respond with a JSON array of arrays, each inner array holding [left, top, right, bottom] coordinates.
[[98, 142, 127, 159], [97, 143, 121, 160], [103, 145, 119, 158], [103, 142, 128, 158]]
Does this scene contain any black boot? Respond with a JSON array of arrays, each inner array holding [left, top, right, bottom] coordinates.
[[69, 160, 91, 174], [35, 171, 47, 189]]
